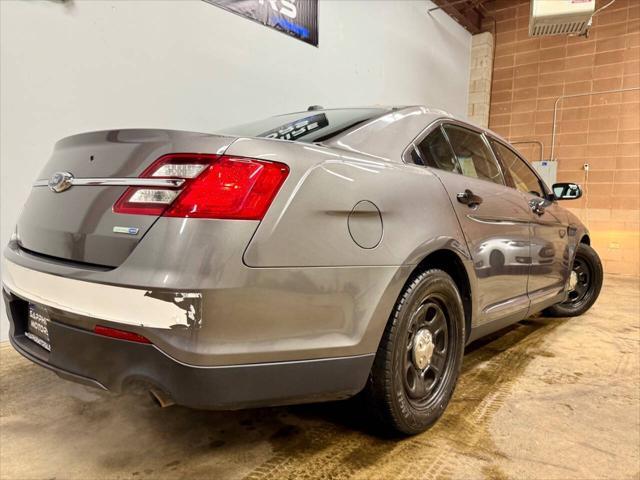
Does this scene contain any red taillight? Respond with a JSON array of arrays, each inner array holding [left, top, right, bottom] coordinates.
[[94, 325, 151, 344], [165, 157, 289, 219], [113, 154, 289, 220]]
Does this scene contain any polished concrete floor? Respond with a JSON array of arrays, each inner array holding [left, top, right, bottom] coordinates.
[[1, 275, 638, 480]]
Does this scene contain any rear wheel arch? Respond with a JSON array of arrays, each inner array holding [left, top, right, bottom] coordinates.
[[580, 234, 591, 245], [407, 249, 473, 343]]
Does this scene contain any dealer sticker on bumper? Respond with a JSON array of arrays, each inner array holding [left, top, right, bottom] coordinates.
[[26, 303, 51, 351]]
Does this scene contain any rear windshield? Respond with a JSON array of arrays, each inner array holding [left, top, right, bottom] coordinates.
[[220, 108, 389, 143]]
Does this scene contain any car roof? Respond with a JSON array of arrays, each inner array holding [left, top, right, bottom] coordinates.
[[273, 106, 399, 117], [316, 105, 513, 162], [260, 106, 512, 162]]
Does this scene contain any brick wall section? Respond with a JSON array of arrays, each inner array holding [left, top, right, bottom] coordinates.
[[485, 0, 640, 276], [468, 32, 495, 127]]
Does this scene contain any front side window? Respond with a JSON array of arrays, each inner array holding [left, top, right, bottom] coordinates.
[[443, 125, 504, 185], [413, 127, 461, 173], [491, 140, 544, 197]]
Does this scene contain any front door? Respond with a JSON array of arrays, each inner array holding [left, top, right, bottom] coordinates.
[[415, 124, 533, 326], [489, 139, 570, 310]]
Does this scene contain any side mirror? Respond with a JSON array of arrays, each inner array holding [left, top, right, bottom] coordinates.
[[552, 182, 582, 200]]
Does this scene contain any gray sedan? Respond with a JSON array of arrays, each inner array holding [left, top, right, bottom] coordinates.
[[2, 106, 602, 434]]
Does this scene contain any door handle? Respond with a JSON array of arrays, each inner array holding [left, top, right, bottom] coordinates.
[[456, 189, 483, 208], [529, 199, 546, 216]]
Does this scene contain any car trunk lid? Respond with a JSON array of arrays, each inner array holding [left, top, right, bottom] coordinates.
[[17, 129, 237, 267]]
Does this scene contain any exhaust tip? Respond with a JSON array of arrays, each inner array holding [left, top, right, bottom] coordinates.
[[149, 387, 175, 408]]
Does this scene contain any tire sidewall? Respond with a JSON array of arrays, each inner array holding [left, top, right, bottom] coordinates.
[[389, 271, 465, 434], [553, 243, 603, 316]]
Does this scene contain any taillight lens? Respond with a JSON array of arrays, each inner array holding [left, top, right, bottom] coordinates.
[[113, 154, 289, 220]]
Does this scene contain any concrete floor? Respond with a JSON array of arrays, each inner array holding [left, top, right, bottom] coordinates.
[[1, 275, 638, 480]]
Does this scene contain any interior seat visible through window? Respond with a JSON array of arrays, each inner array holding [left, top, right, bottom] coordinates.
[[443, 125, 504, 185], [490, 139, 545, 198], [413, 127, 461, 173]]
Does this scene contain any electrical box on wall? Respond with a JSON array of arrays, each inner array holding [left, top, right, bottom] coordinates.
[[529, 0, 595, 37], [532, 160, 558, 189]]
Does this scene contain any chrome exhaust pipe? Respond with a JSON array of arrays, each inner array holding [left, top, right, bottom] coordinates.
[[149, 387, 175, 408]]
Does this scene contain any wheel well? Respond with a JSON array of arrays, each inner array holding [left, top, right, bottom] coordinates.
[[580, 234, 591, 245], [410, 249, 472, 342]]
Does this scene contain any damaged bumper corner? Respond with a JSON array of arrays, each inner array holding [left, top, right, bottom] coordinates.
[[2, 257, 203, 330]]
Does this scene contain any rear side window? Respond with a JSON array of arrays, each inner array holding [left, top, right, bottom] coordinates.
[[443, 125, 504, 185], [413, 128, 461, 173], [491, 140, 544, 197]]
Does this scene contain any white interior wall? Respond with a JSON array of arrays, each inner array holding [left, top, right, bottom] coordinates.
[[0, 0, 471, 341]]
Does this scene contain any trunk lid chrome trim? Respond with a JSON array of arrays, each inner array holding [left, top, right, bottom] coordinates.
[[33, 178, 185, 188]]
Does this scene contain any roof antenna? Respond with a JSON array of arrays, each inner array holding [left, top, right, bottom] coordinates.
[[307, 105, 324, 111]]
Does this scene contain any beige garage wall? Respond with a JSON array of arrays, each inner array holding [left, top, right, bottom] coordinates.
[[0, 0, 472, 341], [486, 0, 640, 276]]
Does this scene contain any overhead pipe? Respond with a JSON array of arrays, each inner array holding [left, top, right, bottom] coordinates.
[[512, 140, 545, 162], [550, 87, 640, 160]]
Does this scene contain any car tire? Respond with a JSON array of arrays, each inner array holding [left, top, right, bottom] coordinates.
[[545, 243, 603, 317], [364, 269, 465, 435]]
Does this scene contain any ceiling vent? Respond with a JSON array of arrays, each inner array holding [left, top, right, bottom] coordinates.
[[529, 0, 595, 37]]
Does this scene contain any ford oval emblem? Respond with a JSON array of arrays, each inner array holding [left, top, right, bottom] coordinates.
[[48, 171, 74, 193]]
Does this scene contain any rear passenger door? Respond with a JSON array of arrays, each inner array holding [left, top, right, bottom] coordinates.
[[489, 138, 571, 309], [410, 123, 533, 326]]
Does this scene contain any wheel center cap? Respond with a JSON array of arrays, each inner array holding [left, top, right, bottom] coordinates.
[[569, 270, 578, 290], [412, 329, 434, 370]]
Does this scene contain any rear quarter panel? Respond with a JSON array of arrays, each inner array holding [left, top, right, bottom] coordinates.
[[207, 137, 476, 362], [228, 138, 470, 268]]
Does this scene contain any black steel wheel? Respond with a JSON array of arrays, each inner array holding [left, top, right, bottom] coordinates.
[[565, 256, 591, 306], [545, 243, 603, 317], [403, 299, 453, 409], [364, 269, 465, 435]]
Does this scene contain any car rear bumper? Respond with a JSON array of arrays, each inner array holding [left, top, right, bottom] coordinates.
[[3, 288, 373, 409], [4, 243, 407, 366]]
